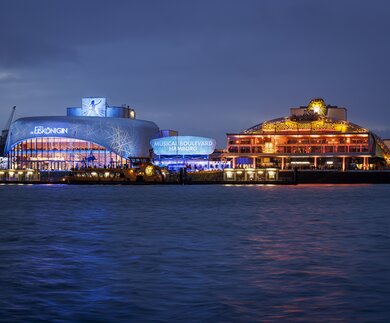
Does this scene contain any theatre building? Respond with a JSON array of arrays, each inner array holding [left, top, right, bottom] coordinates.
[[4, 98, 159, 170], [150, 134, 219, 171], [226, 99, 390, 171]]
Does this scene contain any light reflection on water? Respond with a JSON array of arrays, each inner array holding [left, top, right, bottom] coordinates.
[[0, 184, 389, 321]]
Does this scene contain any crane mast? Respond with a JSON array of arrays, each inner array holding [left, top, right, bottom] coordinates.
[[0, 106, 16, 156]]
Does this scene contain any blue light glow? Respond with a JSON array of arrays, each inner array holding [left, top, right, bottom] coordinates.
[[82, 97, 106, 117], [6, 116, 159, 158], [150, 136, 216, 155]]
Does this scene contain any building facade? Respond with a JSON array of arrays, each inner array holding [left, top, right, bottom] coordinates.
[[150, 135, 219, 171], [226, 99, 390, 170], [4, 98, 159, 170]]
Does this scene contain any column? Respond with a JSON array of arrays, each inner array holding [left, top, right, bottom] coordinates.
[[342, 157, 346, 172], [314, 157, 317, 169], [232, 157, 236, 168], [252, 157, 256, 169], [281, 157, 285, 170], [363, 157, 368, 170]]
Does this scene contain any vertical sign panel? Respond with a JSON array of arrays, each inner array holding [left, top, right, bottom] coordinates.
[[82, 98, 106, 117]]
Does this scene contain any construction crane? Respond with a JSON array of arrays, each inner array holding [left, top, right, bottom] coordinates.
[[0, 106, 16, 156]]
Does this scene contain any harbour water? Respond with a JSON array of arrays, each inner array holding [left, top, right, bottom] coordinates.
[[0, 184, 389, 321]]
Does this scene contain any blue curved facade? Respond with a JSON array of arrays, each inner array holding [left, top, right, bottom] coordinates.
[[151, 136, 216, 156], [5, 115, 159, 170], [6, 116, 159, 158]]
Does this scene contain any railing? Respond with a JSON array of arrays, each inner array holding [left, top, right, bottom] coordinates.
[[0, 169, 41, 182]]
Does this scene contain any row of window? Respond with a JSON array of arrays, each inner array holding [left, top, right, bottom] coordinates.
[[228, 145, 370, 154], [13, 138, 104, 151], [228, 137, 368, 145], [8, 138, 126, 170]]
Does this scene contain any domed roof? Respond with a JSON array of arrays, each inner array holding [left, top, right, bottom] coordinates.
[[242, 116, 369, 134]]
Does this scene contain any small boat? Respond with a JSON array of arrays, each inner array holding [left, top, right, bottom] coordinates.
[[65, 164, 165, 184]]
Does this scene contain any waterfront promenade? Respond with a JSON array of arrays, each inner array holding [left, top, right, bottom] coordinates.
[[1, 169, 390, 185]]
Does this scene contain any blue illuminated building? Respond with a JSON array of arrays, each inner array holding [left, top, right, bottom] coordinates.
[[151, 136, 222, 171], [5, 98, 159, 170]]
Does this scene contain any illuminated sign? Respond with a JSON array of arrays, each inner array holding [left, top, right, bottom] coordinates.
[[30, 126, 69, 135], [82, 97, 106, 117], [150, 136, 216, 155]]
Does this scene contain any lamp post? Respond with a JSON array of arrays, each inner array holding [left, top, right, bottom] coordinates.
[[176, 134, 178, 172]]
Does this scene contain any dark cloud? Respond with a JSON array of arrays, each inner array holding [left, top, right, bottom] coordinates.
[[1, 0, 390, 145]]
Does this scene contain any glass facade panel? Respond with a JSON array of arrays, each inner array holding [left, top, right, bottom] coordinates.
[[9, 137, 127, 170]]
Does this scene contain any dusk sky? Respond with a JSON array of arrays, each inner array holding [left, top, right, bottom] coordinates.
[[1, 0, 390, 146]]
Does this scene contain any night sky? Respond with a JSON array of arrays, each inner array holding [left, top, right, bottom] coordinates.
[[1, 0, 390, 146]]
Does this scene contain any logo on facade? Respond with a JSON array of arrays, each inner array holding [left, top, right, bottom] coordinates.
[[30, 126, 69, 135]]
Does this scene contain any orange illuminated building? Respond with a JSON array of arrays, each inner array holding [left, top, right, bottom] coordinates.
[[226, 99, 390, 171]]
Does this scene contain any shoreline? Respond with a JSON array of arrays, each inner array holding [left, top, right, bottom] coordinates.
[[1, 170, 390, 185]]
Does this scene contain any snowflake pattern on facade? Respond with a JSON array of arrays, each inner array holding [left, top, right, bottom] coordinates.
[[106, 125, 135, 157], [5, 116, 158, 159]]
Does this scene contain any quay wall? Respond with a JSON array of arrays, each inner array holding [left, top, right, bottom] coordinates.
[[1, 170, 390, 185], [292, 170, 390, 184]]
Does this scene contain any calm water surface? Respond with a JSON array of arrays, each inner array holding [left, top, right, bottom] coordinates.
[[0, 184, 389, 322]]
